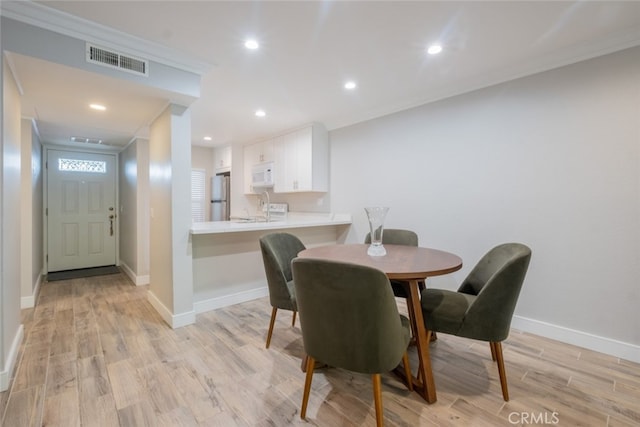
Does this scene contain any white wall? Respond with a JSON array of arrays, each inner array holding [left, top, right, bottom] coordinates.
[[148, 105, 194, 328], [20, 118, 43, 308], [1, 58, 24, 391], [31, 123, 43, 300], [119, 137, 150, 285], [136, 139, 150, 283], [149, 108, 175, 318], [119, 142, 137, 275], [330, 47, 640, 361]]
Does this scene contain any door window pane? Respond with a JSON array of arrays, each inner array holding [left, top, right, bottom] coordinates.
[[58, 158, 106, 173]]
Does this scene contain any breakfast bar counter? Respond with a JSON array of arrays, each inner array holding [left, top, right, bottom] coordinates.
[[190, 212, 352, 314], [190, 212, 352, 234]]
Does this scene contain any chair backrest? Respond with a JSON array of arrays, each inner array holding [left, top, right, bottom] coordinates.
[[364, 228, 418, 246], [292, 258, 409, 374], [259, 233, 306, 310], [457, 243, 532, 341]]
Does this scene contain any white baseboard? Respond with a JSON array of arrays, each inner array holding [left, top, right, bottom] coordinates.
[[20, 272, 43, 309], [147, 285, 268, 327], [0, 325, 24, 391], [20, 295, 35, 309], [119, 261, 150, 286], [146, 290, 195, 329], [511, 315, 640, 364], [194, 286, 269, 314]]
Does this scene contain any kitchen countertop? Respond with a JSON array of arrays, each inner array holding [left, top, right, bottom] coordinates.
[[190, 212, 352, 235]]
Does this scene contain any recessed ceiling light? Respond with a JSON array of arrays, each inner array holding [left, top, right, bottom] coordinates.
[[203, 136, 212, 141], [245, 39, 259, 50], [344, 81, 357, 90], [255, 109, 266, 117], [89, 103, 106, 111], [427, 44, 443, 55]]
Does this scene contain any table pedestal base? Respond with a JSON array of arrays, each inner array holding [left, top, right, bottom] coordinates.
[[402, 281, 438, 403]]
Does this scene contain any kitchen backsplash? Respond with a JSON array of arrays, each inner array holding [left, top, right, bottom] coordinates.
[[237, 190, 331, 217]]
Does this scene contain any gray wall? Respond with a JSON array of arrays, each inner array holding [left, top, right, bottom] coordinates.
[[330, 47, 640, 360]]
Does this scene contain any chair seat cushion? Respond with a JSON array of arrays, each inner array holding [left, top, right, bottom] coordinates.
[[421, 288, 476, 335]]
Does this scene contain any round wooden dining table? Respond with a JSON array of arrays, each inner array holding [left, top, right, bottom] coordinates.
[[298, 243, 463, 404]]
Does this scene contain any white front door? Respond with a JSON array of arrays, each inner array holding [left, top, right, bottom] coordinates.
[[47, 149, 117, 272]]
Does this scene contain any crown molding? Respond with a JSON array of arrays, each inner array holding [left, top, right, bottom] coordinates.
[[1, 0, 213, 75]]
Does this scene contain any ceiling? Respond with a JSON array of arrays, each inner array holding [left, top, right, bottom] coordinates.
[[4, 1, 640, 149]]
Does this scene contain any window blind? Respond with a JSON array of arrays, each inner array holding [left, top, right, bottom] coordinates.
[[191, 169, 206, 223]]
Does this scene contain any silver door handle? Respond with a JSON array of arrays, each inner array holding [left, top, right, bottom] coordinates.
[[109, 214, 116, 236]]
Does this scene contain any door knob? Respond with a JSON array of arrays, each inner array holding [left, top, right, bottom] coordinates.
[[108, 214, 116, 236]]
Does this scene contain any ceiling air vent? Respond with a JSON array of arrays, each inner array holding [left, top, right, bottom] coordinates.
[[71, 136, 103, 145], [86, 43, 148, 76]]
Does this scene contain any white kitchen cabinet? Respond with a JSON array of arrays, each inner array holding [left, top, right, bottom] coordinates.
[[243, 139, 274, 194], [244, 140, 274, 164], [214, 145, 232, 173], [274, 123, 328, 193]]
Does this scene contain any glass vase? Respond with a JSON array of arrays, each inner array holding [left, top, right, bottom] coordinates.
[[365, 207, 389, 256]]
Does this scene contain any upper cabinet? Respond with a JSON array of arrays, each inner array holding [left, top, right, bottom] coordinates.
[[214, 145, 232, 173], [243, 123, 328, 194], [274, 124, 328, 193], [245, 140, 274, 164], [243, 140, 275, 194]]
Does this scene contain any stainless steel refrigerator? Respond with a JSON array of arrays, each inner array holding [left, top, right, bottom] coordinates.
[[211, 174, 230, 221]]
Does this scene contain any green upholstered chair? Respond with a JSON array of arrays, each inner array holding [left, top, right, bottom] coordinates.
[[292, 258, 413, 427], [259, 232, 306, 349], [365, 228, 419, 246], [365, 229, 423, 298], [365, 229, 425, 338], [420, 243, 532, 401]]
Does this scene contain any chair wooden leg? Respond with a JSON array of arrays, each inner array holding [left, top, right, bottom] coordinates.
[[493, 342, 510, 401], [489, 341, 497, 361], [266, 307, 277, 348], [301, 356, 315, 420], [291, 311, 297, 327], [402, 351, 413, 391], [372, 373, 384, 427]]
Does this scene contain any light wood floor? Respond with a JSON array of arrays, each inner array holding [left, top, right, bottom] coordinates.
[[1, 271, 639, 426]]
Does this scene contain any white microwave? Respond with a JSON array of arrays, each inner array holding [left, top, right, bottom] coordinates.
[[251, 162, 274, 187]]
